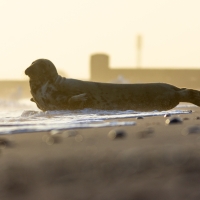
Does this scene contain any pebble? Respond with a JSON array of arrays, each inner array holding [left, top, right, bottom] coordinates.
[[164, 113, 171, 118], [45, 136, 55, 145], [165, 117, 182, 125], [183, 117, 189, 120], [108, 129, 126, 140], [182, 126, 200, 135], [50, 129, 61, 135], [43, 134, 62, 145], [136, 116, 144, 119], [137, 128, 154, 138], [0, 138, 11, 149], [62, 130, 78, 137]]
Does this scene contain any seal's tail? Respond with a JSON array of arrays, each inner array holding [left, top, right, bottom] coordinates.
[[178, 88, 200, 107]]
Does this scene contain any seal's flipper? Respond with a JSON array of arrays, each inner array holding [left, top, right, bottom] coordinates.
[[68, 93, 88, 109], [30, 98, 43, 110], [30, 98, 35, 102], [68, 93, 87, 103], [178, 89, 200, 106]]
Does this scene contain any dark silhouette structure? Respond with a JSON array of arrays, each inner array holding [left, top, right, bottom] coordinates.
[[90, 54, 200, 88]]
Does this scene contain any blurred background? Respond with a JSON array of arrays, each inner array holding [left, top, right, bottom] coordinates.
[[1, 0, 200, 100]]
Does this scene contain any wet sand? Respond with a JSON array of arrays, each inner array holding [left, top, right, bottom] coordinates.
[[1, 107, 200, 200]]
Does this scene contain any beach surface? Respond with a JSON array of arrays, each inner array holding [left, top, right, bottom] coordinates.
[[1, 107, 200, 200]]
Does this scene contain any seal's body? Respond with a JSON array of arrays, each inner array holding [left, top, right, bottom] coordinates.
[[25, 59, 200, 111]]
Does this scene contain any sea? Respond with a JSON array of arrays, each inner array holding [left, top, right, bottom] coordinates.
[[0, 98, 194, 135]]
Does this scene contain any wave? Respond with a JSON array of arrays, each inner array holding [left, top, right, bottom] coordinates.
[[0, 105, 192, 134]]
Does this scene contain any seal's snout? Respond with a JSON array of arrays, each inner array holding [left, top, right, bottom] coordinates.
[[25, 67, 31, 76], [25, 68, 28, 75]]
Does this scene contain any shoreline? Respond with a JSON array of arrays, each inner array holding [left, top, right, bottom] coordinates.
[[1, 107, 200, 199], [0, 105, 195, 135]]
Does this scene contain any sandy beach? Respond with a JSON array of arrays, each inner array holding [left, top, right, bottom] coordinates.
[[1, 107, 200, 200]]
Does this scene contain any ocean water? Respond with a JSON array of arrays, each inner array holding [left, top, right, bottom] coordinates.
[[0, 98, 194, 135]]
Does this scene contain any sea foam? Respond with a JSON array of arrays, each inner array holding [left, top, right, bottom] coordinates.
[[0, 98, 194, 134]]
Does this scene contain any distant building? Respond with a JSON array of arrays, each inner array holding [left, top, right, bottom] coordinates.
[[90, 53, 200, 88]]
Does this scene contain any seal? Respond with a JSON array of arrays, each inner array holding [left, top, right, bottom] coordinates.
[[25, 59, 200, 111]]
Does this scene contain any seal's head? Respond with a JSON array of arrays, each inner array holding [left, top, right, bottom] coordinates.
[[25, 59, 58, 83]]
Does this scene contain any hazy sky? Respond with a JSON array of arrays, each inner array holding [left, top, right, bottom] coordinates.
[[1, 0, 200, 80]]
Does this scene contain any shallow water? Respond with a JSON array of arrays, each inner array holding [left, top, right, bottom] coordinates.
[[0, 99, 194, 134]]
